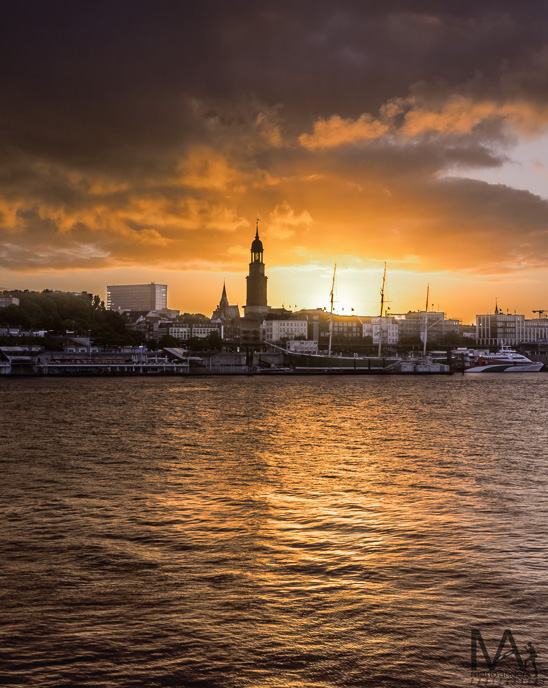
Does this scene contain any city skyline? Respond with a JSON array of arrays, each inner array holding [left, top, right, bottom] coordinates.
[[2, 3, 548, 323]]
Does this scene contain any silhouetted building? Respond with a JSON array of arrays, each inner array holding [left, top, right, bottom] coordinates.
[[244, 221, 270, 321], [211, 282, 241, 341], [107, 283, 167, 312]]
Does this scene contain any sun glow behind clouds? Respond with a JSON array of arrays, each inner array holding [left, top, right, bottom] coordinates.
[[271, 264, 392, 315]]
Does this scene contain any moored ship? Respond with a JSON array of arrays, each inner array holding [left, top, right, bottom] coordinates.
[[453, 346, 544, 373], [286, 351, 400, 373]]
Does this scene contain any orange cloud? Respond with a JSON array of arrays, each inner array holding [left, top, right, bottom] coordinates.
[[401, 96, 548, 137], [178, 147, 243, 191], [299, 114, 389, 149], [300, 96, 548, 151], [267, 202, 313, 239]]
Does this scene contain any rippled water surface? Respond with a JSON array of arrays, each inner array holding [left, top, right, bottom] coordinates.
[[2, 375, 548, 687]]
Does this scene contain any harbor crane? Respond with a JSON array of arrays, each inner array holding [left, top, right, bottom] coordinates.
[[533, 309, 547, 318]]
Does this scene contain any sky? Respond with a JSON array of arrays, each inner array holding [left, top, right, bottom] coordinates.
[[2, 1, 548, 323]]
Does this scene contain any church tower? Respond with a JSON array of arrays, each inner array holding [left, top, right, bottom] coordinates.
[[244, 220, 270, 320]]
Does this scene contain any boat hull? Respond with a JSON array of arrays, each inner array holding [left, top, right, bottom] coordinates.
[[288, 353, 399, 373], [464, 362, 544, 373]]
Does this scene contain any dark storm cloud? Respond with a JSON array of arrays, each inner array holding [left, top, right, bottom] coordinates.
[[2, 1, 548, 274], [3, 0, 548, 155]]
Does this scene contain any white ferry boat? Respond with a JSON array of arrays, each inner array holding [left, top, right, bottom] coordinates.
[[456, 346, 544, 373]]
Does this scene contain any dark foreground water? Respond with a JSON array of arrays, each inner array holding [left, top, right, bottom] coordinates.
[[1, 375, 548, 687]]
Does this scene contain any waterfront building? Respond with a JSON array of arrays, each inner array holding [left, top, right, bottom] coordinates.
[[170, 323, 222, 341], [393, 311, 459, 344], [523, 317, 548, 343], [244, 221, 270, 321], [191, 324, 222, 339], [476, 312, 525, 347], [328, 314, 363, 342], [260, 319, 308, 342], [476, 310, 548, 346], [363, 317, 399, 345], [295, 308, 330, 343], [106, 283, 167, 312], [169, 325, 191, 341]]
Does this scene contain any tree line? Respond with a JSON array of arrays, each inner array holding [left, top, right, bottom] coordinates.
[[0, 290, 144, 346]]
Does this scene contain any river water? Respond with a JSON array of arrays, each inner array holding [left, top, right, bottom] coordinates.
[[1, 375, 548, 687]]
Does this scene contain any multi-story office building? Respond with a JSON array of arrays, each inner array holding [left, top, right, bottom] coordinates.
[[523, 317, 548, 343], [260, 319, 308, 342], [476, 312, 548, 346], [106, 283, 167, 312], [393, 311, 459, 343], [476, 312, 524, 346]]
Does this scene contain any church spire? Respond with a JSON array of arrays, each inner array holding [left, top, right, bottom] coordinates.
[[246, 221, 268, 313], [219, 280, 228, 308]]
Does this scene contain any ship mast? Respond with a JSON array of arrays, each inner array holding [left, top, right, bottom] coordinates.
[[328, 264, 336, 357], [423, 283, 429, 356], [378, 262, 386, 358]]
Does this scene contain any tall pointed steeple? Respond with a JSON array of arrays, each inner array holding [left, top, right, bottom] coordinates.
[[244, 219, 269, 320], [220, 280, 228, 306]]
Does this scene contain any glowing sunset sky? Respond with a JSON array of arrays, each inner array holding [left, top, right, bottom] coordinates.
[[2, 1, 548, 322]]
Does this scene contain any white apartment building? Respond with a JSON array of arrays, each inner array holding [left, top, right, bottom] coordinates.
[[260, 319, 308, 342], [192, 324, 222, 339], [169, 326, 191, 341], [363, 317, 399, 345], [170, 324, 222, 340]]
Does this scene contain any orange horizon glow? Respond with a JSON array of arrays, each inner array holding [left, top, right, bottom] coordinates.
[[2, 6, 548, 325], [2, 258, 547, 325]]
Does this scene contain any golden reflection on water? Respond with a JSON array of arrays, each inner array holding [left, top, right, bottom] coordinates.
[[149, 376, 548, 683], [4, 376, 546, 687]]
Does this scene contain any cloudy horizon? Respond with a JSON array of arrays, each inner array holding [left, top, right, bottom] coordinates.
[[2, 1, 548, 322]]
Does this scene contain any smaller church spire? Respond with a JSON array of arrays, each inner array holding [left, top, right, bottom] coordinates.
[[495, 298, 499, 315], [219, 280, 228, 306], [255, 218, 259, 240]]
